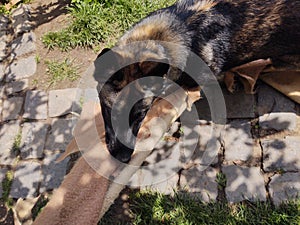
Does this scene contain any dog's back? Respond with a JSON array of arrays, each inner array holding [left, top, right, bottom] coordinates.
[[119, 0, 300, 74]]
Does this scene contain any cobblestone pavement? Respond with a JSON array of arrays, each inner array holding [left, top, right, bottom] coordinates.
[[0, 4, 299, 224]]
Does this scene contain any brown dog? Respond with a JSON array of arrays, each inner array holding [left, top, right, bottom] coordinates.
[[95, 0, 300, 162]]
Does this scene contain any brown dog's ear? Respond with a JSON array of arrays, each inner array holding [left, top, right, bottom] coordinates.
[[139, 60, 169, 77]]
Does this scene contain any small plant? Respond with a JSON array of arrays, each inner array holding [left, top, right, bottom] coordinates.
[[35, 54, 41, 64], [12, 129, 22, 154], [2, 170, 14, 208], [216, 172, 227, 189], [45, 58, 79, 87]]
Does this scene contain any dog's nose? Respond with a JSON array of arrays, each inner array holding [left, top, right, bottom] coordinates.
[[111, 140, 134, 163]]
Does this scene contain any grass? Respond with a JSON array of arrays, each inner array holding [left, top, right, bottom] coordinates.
[[99, 190, 300, 225], [12, 129, 22, 155], [42, 0, 175, 51], [216, 172, 227, 189], [1, 170, 14, 208], [45, 58, 79, 87]]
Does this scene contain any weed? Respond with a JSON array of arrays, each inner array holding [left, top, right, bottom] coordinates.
[[2, 170, 14, 208], [12, 129, 22, 154], [35, 54, 41, 64], [32, 78, 38, 86], [45, 58, 79, 87], [216, 172, 227, 189]]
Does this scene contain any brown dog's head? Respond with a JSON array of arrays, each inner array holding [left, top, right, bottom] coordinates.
[[94, 45, 170, 162]]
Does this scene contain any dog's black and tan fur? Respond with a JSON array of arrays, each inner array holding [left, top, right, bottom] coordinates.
[[95, 0, 300, 162]]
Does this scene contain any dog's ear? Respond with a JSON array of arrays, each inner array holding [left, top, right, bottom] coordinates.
[[97, 48, 111, 58], [139, 60, 169, 77]]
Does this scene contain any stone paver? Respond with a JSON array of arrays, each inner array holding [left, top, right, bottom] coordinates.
[[0, 121, 20, 165], [184, 123, 220, 166], [257, 83, 296, 115], [40, 152, 69, 192], [224, 90, 256, 119], [130, 124, 182, 191], [259, 112, 297, 131], [23, 90, 48, 120], [223, 165, 266, 203], [0, 168, 8, 197], [142, 174, 179, 195], [10, 161, 42, 198], [180, 166, 218, 202], [269, 173, 300, 205], [11, 32, 36, 57], [222, 120, 254, 162], [45, 118, 77, 151], [0, 35, 8, 63], [6, 56, 37, 81], [11, 4, 32, 35], [84, 88, 99, 103], [262, 137, 300, 172], [2, 97, 23, 121], [6, 79, 29, 94], [48, 88, 82, 117], [20, 122, 49, 159], [0, 15, 9, 62], [0, 63, 5, 81]]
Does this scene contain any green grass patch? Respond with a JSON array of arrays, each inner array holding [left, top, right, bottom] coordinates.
[[100, 190, 300, 225], [1, 170, 14, 208], [45, 58, 79, 87], [12, 129, 22, 155], [42, 0, 175, 51]]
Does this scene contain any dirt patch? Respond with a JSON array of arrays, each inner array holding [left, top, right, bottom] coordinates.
[[28, 0, 99, 91]]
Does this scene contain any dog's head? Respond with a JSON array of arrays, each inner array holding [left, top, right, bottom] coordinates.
[[95, 44, 170, 162]]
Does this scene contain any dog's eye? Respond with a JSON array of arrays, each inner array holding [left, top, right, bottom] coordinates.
[[112, 70, 124, 86]]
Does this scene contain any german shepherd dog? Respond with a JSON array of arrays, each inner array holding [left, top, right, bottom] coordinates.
[[95, 0, 300, 163]]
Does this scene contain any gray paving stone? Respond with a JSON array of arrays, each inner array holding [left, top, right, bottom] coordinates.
[[259, 112, 297, 131], [40, 151, 68, 192], [6, 79, 29, 94], [269, 173, 300, 205], [224, 90, 256, 119], [6, 56, 37, 81], [257, 83, 296, 115], [11, 32, 36, 57], [2, 97, 23, 121], [48, 88, 82, 117], [0, 63, 5, 81], [222, 120, 254, 162], [0, 35, 8, 62], [180, 166, 218, 202], [0, 121, 20, 165], [0, 15, 9, 32], [45, 118, 77, 151], [10, 161, 42, 198], [83, 88, 99, 103], [23, 90, 48, 120], [20, 122, 49, 159], [0, 168, 8, 197], [129, 123, 183, 190], [11, 4, 32, 35], [141, 174, 179, 195], [183, 123, 221, 166], [223, 165, 266, 203], [262, 137, 300, 172]]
